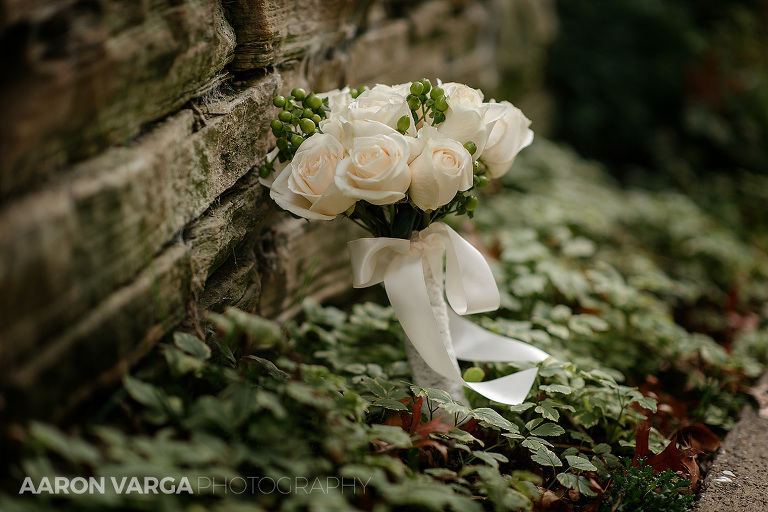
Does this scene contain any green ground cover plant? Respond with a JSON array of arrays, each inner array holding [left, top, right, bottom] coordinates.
[[2, 140, 767, 511]]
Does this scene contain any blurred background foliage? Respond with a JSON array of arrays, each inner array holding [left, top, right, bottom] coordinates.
[[547, 0, 768, 184]]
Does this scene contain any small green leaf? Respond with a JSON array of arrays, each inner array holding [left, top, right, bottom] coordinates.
[[535, 402, 560, 421], [372, 398, 408, 411], [415, 387, 454, 403], [522, 436, 553, 452], [566, 455, 598, 472], [472, 450, 508, 468], [470, 408, 519, 433], [173, 332, 211, 360], [593, 443, 612, 455], [508, 402, 536, 413], [635, 396, 658, 412], [530, 423, 566, 437], [363, 377, 389, 398], [570, 431, 595, 444], [123, 375, 165, 410], [556, 473, 598, 497], [531, 445, 562, 467], [369, 424, 412, 448], [539, 384, 574, 395]]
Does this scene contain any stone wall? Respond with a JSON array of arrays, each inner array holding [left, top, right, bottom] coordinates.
[[0, 0, 556, 421]]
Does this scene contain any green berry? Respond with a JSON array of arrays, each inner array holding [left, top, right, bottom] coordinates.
[[278, 111, 292, 123], [434, 95, 449, 112], [273, 95, 286, 108], [410, 82, 424, 96], [290, 134, 304, 147], [407, 96, 420, 110], [430, 86, 444, 100], [476, 175, 490, 188], [349, 88, 359, 98], [465, 196, 478, 211], [299, 118, 316, 135], [291, 87, 307, 100], [300, 108, 312, 118], [270, 119, 283, 131], [463, 367, 485, 382], [420, 78, 432, 93], [276, 138, 288, 151], [259, 165, 270, 178], [397, 115, 411, 133], [306, 94, 322, 110], [463, 141, 477, 155], [473, 161, 480, 173], [312, 114, 322, 124]]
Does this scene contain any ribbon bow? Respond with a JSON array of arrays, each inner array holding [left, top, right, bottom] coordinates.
[[348, 222, 549, 405]]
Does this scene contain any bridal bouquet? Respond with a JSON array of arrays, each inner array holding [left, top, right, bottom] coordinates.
[[258, 79, 532, 237], [259, 79, 549, 405]]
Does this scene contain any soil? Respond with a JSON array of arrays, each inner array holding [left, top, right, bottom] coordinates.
[[695, 373, 768, 512]]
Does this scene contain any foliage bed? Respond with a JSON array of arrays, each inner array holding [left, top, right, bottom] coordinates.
[[2, 140, 768, 511]]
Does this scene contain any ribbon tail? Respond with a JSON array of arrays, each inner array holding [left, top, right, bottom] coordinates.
[[384, 253, 465, 385], [449, 310, 550, 363], [464, 368, 540, 405]]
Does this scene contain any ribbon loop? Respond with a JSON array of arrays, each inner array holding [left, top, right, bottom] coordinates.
[[348, 222, 549, 405]]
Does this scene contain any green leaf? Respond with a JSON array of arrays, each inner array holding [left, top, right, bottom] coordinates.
[[415, 386, 454, 403], [472, 450, 508, 468], [539, 384, 574, 395], [635, 396, 658, 412], [363, 377, 389, 398], [508, 402, 536, 413], [535, 402, 560, 421], [469, 408, 519, 433], [173, 332, 211, 360], [556, 473, 598, 497], [522, 436, 553, 452], [569, 431, 595, 444], [372, 398, 408, 411], [369, 424, 412, 448], [566, 455, 598, 472], [530, 422, 566, 437], [531, 445, 562, 467], [592, 443, 612, 455], [123, 375, 165, 410]]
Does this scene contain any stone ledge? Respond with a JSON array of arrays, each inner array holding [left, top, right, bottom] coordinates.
[[0, 0, 236, 197], [0, 74, 279, 361]]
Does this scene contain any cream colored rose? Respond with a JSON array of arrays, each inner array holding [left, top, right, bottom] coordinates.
[[440, 82, 485, 107], [264, 134, 354, 220], [342, 86, 416, 136], [409, 126, 473, 211], [436, 83, 507, 157], [481, 101, 534, 178], [335, 121, 412, 205], [317, 86, 352, 117]]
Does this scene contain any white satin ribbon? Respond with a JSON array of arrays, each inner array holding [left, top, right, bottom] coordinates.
[[348, 222, 549, 405]]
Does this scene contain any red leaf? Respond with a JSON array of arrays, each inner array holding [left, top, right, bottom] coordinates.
[[677, 424, 720, 452], [410, 396, 424, 434], [414, 417, 455, 441]]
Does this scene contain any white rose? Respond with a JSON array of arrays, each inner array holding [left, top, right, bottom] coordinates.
[[371, 82, 412, 98], [263, 134, 354, 220], [409, 126, 473, 211], [342, 87, 415, 136], [440, 82, 484, 106], [317, 86, 352, 117], [480, 101, 534, 178], [335, 121, 412, 205], [436, 83, 507, 157]]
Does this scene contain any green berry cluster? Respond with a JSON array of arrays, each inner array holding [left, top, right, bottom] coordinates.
[[406, 78, 449, 126], [259, 87, 329, 178]]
